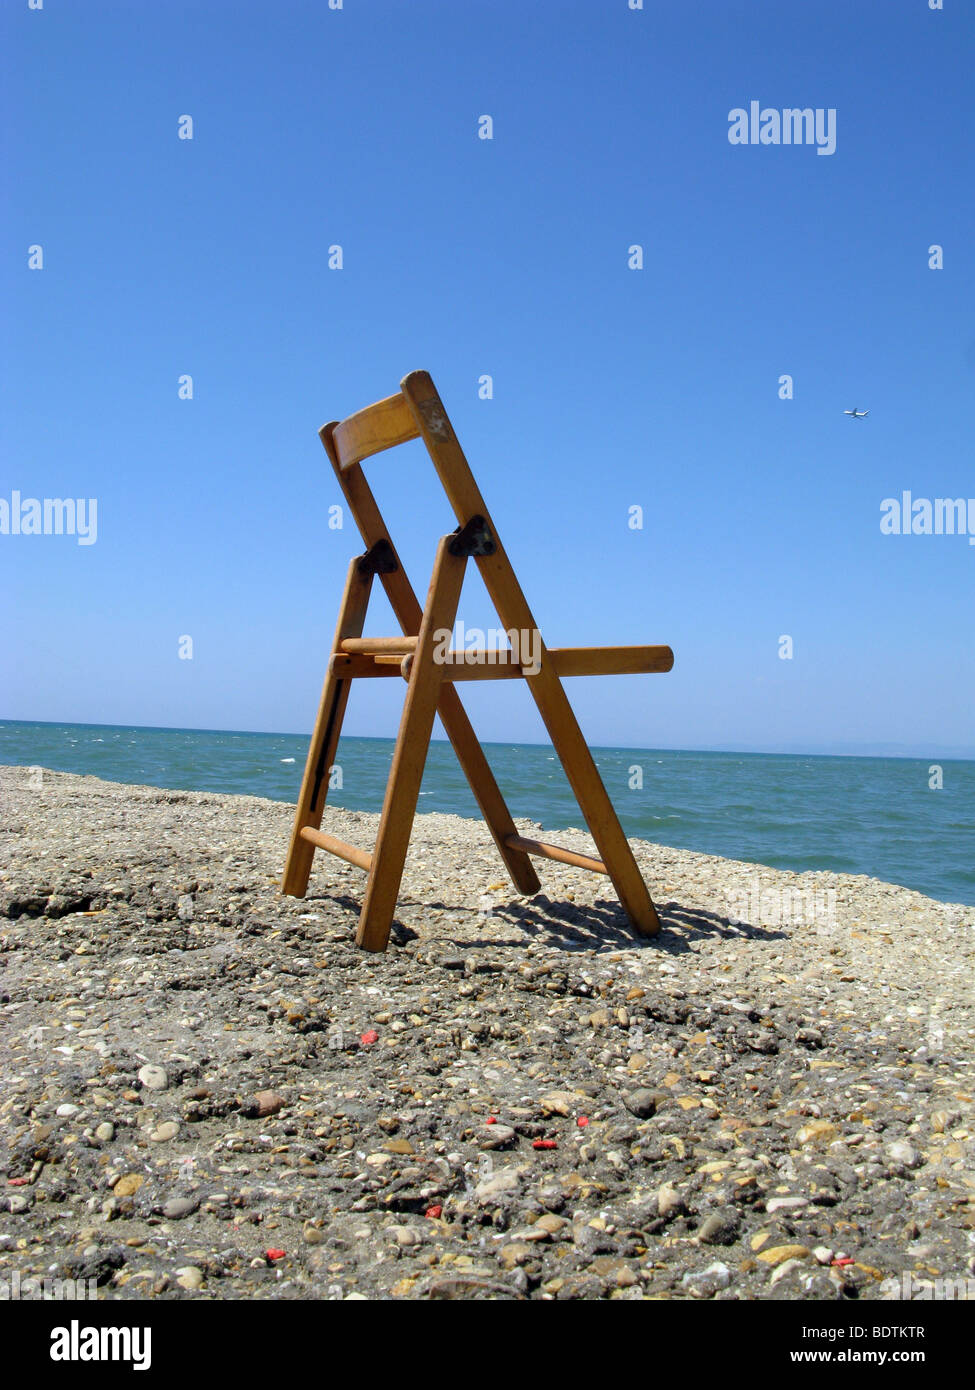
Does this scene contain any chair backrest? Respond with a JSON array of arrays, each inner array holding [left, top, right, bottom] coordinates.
[[330, 391, 421, 471]]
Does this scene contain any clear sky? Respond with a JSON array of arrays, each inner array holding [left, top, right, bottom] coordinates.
[[3, 0, 973, 757]]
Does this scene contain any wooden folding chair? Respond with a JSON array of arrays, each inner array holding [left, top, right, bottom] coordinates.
[[282, 371, 674, 952]]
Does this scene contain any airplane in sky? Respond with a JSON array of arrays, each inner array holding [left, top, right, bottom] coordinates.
[[843, 408, 870, 419]]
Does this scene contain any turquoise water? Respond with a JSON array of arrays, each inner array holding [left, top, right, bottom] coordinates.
[[1, 719, 972, 906]]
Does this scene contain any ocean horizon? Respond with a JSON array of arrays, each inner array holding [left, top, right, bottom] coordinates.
[[2, 718, 973, 909]]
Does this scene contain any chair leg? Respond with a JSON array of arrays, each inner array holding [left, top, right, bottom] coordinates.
[[524, 661, 660, 936], [356, 538, 466, 951], [322, 435, 539, 897], [399, 369, 660, 938], [281, 558, 372, 898]]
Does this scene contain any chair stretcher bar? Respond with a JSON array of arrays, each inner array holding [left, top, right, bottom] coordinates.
[[504, 834, 609, 875], [329, 644, 674, 681], [299, 826, 372, 871]]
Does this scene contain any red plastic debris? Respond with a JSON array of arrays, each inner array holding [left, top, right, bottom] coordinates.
[[485, 1116, 497, 1125], [360, 1030, 379, 1046], [7, 1177, 29, 1186], [832, 1257, 854, 1268], [533, 1139, 558, 1150], [265, 1248, 286, 1262], [577, 1116, 590, 1127], [425, 1204, 443, 1219]]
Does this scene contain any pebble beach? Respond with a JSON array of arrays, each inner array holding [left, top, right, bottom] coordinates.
[[1, 764, 973, 1301]]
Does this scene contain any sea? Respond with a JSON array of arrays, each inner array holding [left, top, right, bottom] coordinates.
[[1, 720, 972, 907]]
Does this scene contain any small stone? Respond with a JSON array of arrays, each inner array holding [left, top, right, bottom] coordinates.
[[766, 1196, 808, 1214], [498, 1242, 534, 1269], [770, 1258, 805, 1286], [137, 1065, 168, 1092], [113, 1173, 144, 1197], [384, 1138, 415, 1155], [475, 1165, 525, 1203], [175, 1265, 204, 1290], [56, 1103, 80, 1117], [540, 1091, 577, 1117], [253, 1090, 285, 1118], [813, 1246, 834, 1265], [796, 1121, 837, 1147], [682, 1261, 731, 1295], [624, 1089, 659, 1119], [388, 1225, 422, 1247], [176, 895, 195, 922], [657, 1184, 685, 1220], [150, 1121, 179, 1143], [535, 1213, 567, 1236], [303, 1222, 324, 1245], [886, 1140, 920, 1169], [480, 1124, 515, 1150], [509, 1225, 551, 1243], [162, 1196, 199, 1220], [757, 1244, 811, 1266], [95, 1122, 115, 1142], [697, 1209, 740, 1246]]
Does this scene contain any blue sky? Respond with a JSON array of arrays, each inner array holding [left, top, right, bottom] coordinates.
[[3, 0, 973, 756]]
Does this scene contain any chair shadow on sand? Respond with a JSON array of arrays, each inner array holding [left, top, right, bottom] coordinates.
[[308, 890, 788, 956]]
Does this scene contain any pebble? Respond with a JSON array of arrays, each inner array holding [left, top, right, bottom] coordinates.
[[498, 1242, 534, 1269], [480, 1124, 516, 1150], [162, 1196, 200, 1220], [796, 1121, 837, 1146], [137, 1064, 168, 1092], [657, 1184, 685, 1220], [113, 1173, 144, 1197], [475, 1166, 525, 1203], [252, 1090, 285, 1118], [769, 1258, 805, 1287], [540, 1091, 576, 1117], [885, 1140, 920, 1169], [697, 1209, 740, 1246], [756, 1244, 811, 1266], [624, 1088, 660, 1119], [2, 763, 972, 1304], [389, 1225, 423, 1247], [682, 1261, 731, 1295]]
